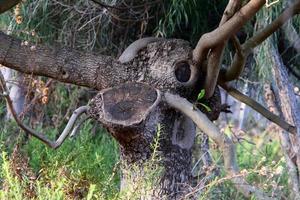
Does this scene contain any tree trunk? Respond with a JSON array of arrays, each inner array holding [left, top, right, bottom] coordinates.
[[0, 67, 25, 119], [87, 82, 221, 199], [265, 39, 300, 199], [119, 109, 195, 199], [0, 31, 223, 199]]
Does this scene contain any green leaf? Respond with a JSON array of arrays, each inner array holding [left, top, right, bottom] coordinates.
[[197, 89, 205, 101], [199, 103, 212, 112]]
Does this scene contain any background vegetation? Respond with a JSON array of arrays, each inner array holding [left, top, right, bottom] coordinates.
[[0, 0, 299, 199]]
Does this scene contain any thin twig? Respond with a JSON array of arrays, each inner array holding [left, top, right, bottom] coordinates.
[[70, 115, 91, 138], [0, 71, 89, 149]]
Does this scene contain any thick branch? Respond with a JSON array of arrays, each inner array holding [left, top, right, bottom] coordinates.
[[164, 92, 271, 199], [204, 0, 241, 98], [244, 0, 300, 51], [0, 0, 21, 14], [222, 0, 300, 82], [220, 36, 246, 82], [0, 32, 129, 90], [220, 83, 297, 135], [0, 70, 89, 149], [193, 0, 265, 66]]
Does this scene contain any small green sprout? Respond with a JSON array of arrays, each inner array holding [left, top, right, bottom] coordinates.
[[193, 89, 212, 112]]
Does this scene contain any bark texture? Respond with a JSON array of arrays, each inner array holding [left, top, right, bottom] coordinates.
[[88, 82, 206, 199], [84, 37, 223, 198]]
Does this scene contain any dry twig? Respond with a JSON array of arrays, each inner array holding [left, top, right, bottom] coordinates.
[[0, 71, 89, 149]]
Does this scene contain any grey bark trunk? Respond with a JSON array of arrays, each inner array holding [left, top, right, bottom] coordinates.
[[0, 31, 221, 199], [0, 67, 25, 119], [267, 41, 300, 199], [89, 90, 199, 199], [119, 109, 195, 199]]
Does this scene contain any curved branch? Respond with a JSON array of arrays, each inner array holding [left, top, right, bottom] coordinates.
[[220, 83, 297, 135], [118, 37, 162, 63], [222, 0, 300, 82], [204, 0, 241, 98], [193, 0, 265, 67], [0, 31, 128, 90], [220, 36, 246, 82], [0, 71, 89, 149], [70, 115, 91, 138], [164, 92, 271, 200], [243, 0, 300, 51]]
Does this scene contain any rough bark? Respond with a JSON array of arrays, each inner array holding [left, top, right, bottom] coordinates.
[[87, 82, 208, 199], [0, 32, 127, 90], [264, 84, 300, 200], [61, 38, 220, 198], [268, 43, 300, 184], [0, 32, 201, 94]]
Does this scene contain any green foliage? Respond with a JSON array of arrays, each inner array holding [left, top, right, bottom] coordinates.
[[0, 121, 119, 199], [0, 1, 296, 199], [194, 89, 212, 112], [0, 152, 25, 199], [119, 124, 164, 199], [202, 133, 288, 199], [197, 89, 205, 101], [254, 0, 287, 81], [156, 0, 228, 44]]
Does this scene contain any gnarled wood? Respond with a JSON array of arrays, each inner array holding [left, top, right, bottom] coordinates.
[[88, 82, 202, 198]]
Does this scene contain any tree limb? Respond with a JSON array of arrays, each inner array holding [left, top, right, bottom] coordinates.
[[0, 71, 89, 149], [220, 83, 297, 135], [70, 115, 91, 138], [164, 92, 272, 200], [204, 0, 241, 98], [244, 0, 300, 51], [0, 0, 21, 14], [193, 0, 265, 67], [0, 31, 128, 90], [222, 0, 300, 82]]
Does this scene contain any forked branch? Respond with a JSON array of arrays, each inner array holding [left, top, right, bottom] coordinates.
[[0, 71, 89, 149], [222, 0, 300, 82], [164, 92, 271, 200], [193, 0, 265, 67]]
